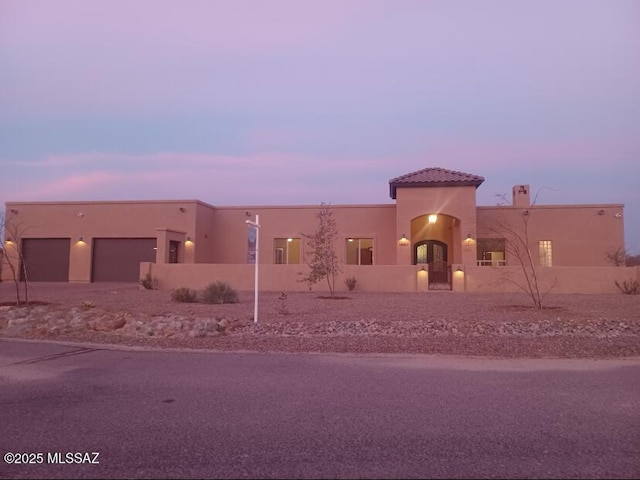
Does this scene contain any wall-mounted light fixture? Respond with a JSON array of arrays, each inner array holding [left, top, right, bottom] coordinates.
[[185, 236, 193, 245], [428, 214, 438, 224], [179, 207, 186, 213], [10, 209, 18, 214], [455, 266, 464, 273], [420, 266, 426, 272], [77, 236, 84, 242], [598, 209, 605, 215], [287, 238, 293, 242], [77, 211, 84, 218], [522, 210, 530, 216], [399, 234, 409, 247], [615, 213, 623, 219]]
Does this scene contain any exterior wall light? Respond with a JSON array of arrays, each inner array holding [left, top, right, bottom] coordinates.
[[455, 267, 464, 273], [287, 238, 293, 242], [428, 214, 438, 224], [77, 236, 84, 242], [399, 234, 409, 247], [10, 209, 18, 214], [185, 236, 193, 245]]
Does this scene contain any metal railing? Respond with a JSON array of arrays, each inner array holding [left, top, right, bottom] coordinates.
[[476, 260, 506, 267]]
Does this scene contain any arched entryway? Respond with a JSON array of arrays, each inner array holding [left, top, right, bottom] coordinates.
[[414, 239, 450, 286]]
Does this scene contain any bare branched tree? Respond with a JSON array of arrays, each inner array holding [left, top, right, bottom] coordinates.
[[486, 189, 554, 309], [302, 202, 342, 298], [495, 210, 544, 308], [605, 247, 627, 267], [0, 213, 31, 305]]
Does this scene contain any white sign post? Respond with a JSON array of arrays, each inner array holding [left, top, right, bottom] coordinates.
[[246, 214, 260, 324]]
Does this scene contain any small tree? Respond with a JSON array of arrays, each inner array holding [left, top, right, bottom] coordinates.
[[0, 213, 31, 305], [487, 190, 551, 309], [302, 202, 342, 298], [499, 210, 544, 309]]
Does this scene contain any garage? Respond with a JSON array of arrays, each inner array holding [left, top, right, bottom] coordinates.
[[92, 238, 156, 282], [21, 238, 71, 282]]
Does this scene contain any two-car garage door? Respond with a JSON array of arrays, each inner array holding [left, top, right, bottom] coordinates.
[[20, 237, 156, 282]]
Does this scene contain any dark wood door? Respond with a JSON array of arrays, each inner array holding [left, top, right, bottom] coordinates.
[[414, 240, 449, 284]]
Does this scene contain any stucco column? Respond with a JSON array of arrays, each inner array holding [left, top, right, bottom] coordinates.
[[461, 235, 477, 267], [155, 229, 169, 263], [451, 264, 466, 292]]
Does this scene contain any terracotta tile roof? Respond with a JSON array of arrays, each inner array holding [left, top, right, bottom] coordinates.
[[389, 167, 485, 198]]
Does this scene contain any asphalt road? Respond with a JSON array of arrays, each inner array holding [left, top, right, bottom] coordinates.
[[1, 339, 639, 479]]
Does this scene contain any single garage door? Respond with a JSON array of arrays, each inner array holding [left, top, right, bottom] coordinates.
[[21, 238, 71, 282], [92, 238, 156, 282]]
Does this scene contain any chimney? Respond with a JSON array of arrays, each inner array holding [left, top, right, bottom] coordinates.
[[512, 185, 530, 207]]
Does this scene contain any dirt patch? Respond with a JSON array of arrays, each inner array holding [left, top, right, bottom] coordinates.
[[0, 301, 52, 307], [1, 283, 639, 357]]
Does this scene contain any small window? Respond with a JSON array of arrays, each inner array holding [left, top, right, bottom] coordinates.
[[539, 240, 552, 267], [346, 238, 373, 265], [273, 238, 301, 264]]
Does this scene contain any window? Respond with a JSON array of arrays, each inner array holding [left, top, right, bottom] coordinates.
[[273, 238, 301, 264], [477, 238, 506, 266], [539, 240, 552, 267], [346, 238, 373, 265]]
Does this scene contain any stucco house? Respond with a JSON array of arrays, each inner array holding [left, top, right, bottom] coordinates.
[[2, 167, 636, 294]]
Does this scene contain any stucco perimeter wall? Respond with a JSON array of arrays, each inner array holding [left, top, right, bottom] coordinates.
[[464, 266, 640, 294], [142, 263, 420, 293], [143, 262, 639, 294]]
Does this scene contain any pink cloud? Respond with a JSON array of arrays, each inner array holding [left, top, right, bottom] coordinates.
[[2, 151, 398, 207], [18, 171, 124, 199]]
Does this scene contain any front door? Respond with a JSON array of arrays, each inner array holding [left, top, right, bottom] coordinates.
[[414, 240, 449, 285]]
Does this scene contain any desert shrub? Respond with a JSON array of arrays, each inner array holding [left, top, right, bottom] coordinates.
[[139, 272, 158, 290], [171, 287, 199, 303], [276, 292, 290, 315], [201, 281, 239, 304], [615, 279, 640, 295], [344, 276, 357, 292], [80, 300, 96, 310]]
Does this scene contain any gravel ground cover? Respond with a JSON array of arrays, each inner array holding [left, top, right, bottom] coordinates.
[[1, 282, 639, 358]]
